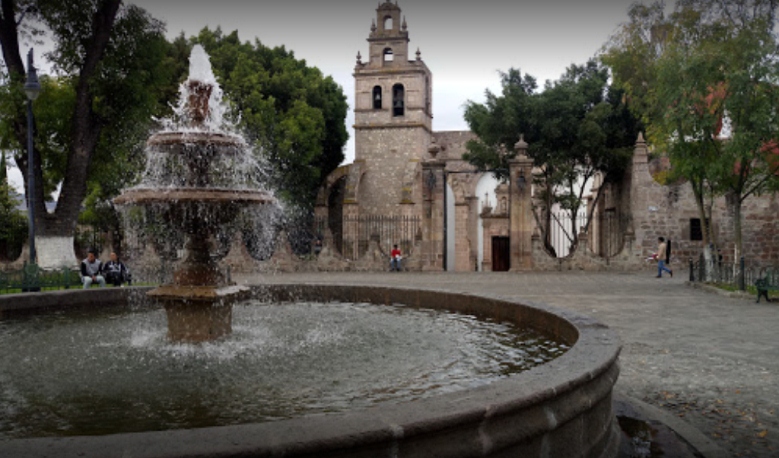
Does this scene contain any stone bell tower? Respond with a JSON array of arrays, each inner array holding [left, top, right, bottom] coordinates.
[[351, 0, 433, 215]]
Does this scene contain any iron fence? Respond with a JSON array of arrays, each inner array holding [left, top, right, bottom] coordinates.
[[688, 254, 759, 291], [0, 263, 82, 293], [319, 215, 420, 259], [548, 211, 627, 259]]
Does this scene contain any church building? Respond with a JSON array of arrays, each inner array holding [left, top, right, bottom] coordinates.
[[315, 1, 514, 272]]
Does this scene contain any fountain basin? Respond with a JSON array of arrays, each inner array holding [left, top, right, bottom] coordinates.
[[0, 284, 621, 458]]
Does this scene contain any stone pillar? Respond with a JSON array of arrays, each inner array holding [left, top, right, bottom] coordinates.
[[454, 201, 471, 272], [342, 203, 359, 261], [509, 136, 534, 271], [481, 212, 494, 272], [466, 195, 479, 271], [421, 160, 445, 270]]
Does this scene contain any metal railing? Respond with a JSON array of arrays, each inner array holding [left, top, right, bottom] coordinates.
[[319, 214, 420, 259], [688, 254, 763, 291], [548, 211, 627, 259], [0, 263, 82, 293]]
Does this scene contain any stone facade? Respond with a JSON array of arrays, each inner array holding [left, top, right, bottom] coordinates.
[[627, 135, 779, 267], [311, 1, 773, 273]]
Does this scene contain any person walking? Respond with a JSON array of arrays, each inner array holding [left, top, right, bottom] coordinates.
[[655, 237, 673, 278]]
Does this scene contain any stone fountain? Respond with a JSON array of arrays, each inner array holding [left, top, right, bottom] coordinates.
[[114, 45, 275, 343], [0, 45, 624, 458]]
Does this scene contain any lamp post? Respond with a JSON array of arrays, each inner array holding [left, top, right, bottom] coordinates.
[[24, 48, 41, 269]]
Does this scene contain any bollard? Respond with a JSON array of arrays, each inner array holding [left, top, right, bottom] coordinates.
[[689, 258, 694, 282]]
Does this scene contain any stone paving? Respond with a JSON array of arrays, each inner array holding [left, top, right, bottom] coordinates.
[[237, 269, 779, 458]]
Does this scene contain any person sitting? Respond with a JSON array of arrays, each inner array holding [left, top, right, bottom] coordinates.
[[81, 249, 106, 289], [390, 244, 402, 272], [103, 251, 131, 287]]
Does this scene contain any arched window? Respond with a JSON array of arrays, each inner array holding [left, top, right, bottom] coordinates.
[[392, 83, 405, 117], [372, 86, 382, 110], [383, 47, 393, 63], [384, 16, 393, 31]]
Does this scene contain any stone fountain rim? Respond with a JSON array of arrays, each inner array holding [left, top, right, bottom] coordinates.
[[0, 283, 622, 458], [147, 130, 245, 147], [113, 187, 275, 205]]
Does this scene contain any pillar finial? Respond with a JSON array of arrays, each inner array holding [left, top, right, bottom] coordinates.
[[514, 134, 528, 153]]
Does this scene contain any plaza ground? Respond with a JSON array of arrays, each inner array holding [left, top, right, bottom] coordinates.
[[236, 269, 779, 458]]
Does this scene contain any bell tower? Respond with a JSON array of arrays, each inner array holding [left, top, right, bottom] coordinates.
[[352, 1, 433, 214]]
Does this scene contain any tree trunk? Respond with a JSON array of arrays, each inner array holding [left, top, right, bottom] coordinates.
[[691, 179, 715, 281], [733, 197, 743, 278], [0, 0, 121, 267]]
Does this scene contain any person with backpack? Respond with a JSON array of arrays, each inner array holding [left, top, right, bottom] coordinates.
[[103, 252, 131, 287]]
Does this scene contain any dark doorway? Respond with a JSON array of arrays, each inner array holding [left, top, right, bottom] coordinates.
[[492, 236, 510, 272]]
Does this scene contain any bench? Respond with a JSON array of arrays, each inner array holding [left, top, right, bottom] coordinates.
[[755, 267, 778, 303]]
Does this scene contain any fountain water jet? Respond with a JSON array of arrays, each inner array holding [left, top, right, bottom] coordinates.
[[114, 45, 276, 343]]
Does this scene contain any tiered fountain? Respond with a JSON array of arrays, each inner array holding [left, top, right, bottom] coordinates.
[[114, 45, 275, 343], [0, 45, 622, 458]]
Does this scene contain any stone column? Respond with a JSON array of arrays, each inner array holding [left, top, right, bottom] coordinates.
[[342, 203, 359, 261], [509, 136, 534, 271], [466, 195, 479, 271], [454, 201, 471, 272], [421, 160, 445, 270]]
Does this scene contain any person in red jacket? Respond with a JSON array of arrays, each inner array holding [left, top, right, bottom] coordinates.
[[390, 244, 402, 271]]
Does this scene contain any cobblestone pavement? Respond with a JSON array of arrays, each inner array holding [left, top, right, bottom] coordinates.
[[236, 269, 779, 457]]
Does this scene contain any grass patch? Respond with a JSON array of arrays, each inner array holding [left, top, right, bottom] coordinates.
[[708, 282, 757, 295]]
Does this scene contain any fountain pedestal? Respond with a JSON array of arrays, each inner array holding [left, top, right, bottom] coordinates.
[[150, 285, 249, 342]]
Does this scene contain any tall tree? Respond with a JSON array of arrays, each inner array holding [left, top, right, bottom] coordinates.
[[0, 151, 26, 260], [603, 0, 779, 267], [170, 28, 349, 210], [0, 0, 173, 265], [463, 61, 638, 255]]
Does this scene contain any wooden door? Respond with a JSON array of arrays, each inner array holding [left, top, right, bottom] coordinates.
[[492, 236, 510, 272]]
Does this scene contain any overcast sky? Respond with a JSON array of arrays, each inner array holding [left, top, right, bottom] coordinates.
[[129, 0, 638, 161], [6, 0, 640, 191]]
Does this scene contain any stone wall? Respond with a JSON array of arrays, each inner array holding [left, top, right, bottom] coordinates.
[[629, 138, 779, 267]]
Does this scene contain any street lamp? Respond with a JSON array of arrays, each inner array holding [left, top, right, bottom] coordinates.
[[24, 48, 41, 269]]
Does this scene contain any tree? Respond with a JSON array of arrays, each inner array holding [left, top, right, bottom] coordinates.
[[0, 0, 174, 265], [170, 28, 349, 210], [463, 62, 638, 255], [0, 151, 26, 260], [603, 0, 779, 268]]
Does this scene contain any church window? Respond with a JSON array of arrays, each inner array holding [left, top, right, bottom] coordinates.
[[373, 86, 382, 109], [392, 84, 405, 117], [383, 47, 394, 62], [384, 16, 393, 31]]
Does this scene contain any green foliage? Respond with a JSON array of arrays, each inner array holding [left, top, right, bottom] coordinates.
[[172, 28, 349, 208], [0, 179, 27, 260], [463, 61, 639, 249], [603, 0, 779, 257], [1, 1, 176, 240]]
